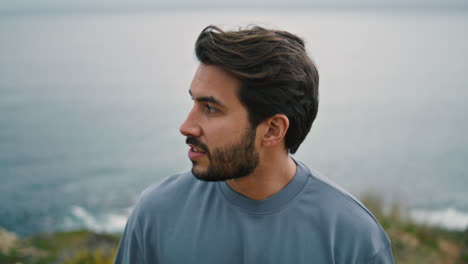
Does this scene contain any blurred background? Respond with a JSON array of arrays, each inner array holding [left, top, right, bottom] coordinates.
[[1, 0, 468, 261]]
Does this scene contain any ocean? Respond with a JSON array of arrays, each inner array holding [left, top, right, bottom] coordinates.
[[1, 9, 467, 236]]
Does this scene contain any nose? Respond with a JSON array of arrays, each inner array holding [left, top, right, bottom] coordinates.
[[179, 108, 202, 137]]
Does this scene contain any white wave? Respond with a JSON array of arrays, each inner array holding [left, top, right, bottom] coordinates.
[[71, 206, 101, 230], [102, 213, 128, 232], [69, 205, 130, 233], [410, 207, 468, 230]]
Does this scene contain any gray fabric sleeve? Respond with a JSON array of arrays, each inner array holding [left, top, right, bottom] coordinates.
[[113, 212, 145, 264], [368, 245, 394, 264]]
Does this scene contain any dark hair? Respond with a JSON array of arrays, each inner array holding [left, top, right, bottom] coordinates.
[[195, 25, 319, 154]]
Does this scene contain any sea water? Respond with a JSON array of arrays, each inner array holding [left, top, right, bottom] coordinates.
[[1, 9, 467, 236]]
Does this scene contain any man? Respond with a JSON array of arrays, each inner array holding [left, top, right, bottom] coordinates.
[[114, 25, 394, 263]]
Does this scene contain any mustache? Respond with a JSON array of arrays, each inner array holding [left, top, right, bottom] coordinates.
[[186, 137, 209, 153]]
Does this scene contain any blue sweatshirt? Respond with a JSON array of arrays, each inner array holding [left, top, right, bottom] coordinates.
[[114, 161, 394, 263]]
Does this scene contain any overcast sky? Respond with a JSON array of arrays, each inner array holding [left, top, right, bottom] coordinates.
[[1, 0, 467, 12]]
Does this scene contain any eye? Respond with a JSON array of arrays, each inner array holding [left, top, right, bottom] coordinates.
[[205, 104, 218, 113]]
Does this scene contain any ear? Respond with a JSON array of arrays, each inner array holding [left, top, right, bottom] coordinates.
[[260, 114, 290, 148]]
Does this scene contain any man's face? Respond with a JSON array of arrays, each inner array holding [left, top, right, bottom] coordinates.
[[179, 64, 260, 181]]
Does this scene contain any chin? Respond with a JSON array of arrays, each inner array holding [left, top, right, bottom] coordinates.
[[191, 164, 207, 177], [191, 169, 212, 181], [191, 166, 222, 182]]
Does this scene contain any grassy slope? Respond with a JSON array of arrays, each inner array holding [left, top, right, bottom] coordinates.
[[360, 192, 468, 264], [1, 230, 118, 264]]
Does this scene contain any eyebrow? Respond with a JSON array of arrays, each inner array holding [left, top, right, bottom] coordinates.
[[189, 90, 225, 108]]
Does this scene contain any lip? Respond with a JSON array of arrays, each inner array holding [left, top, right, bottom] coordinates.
[[187, 144, 207, 159]]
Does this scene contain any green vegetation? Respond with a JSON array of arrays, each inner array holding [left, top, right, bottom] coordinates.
[[360, 192, 468, 264], [1, 194, 467, 263], [0, 229, 118, 264]]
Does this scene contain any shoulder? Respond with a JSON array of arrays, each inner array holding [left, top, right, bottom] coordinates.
[[310, 167, 377, 218], [300, 161, 381, 226], [131, 171, 218, 220], [136, 171, 197, 212], [140, 171, 195, 198], [123, 171, 195, 226], [115, 172, 197, 263], [297, 161, 393, 262]]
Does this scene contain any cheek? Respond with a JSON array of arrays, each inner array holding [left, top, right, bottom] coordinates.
[[204, 120, 248, 145], [205, 125, 231, 146]]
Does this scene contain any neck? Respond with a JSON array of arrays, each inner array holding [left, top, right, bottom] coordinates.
[[226, 152, 297, 200]]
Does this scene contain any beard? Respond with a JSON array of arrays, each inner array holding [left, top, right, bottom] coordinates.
[[186, 127, 260, 182]]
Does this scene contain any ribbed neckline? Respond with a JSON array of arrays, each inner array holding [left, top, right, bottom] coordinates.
[[217, 160, 309, 214]]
